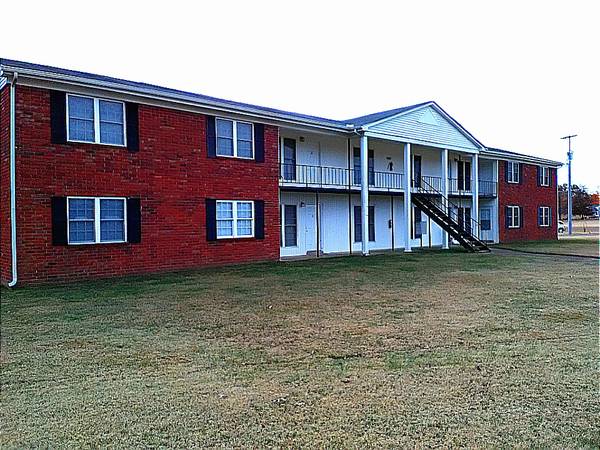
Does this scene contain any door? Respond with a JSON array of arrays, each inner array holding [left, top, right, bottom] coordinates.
[[353, 148, 374, 185], [413, 155, 422, 188], [304, 204, 317, 252], [457, 207, 472, 234], [457, 160, 471, 191], [480, 207, 492, 241], [282, 138, 296, 181]]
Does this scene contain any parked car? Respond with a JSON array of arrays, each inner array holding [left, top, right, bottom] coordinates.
[[558, 220, 566, 234]]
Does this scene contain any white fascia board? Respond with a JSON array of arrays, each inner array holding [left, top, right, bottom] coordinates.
[[3, 67, 349, 134], [481, 148, 563, 167], [363, 130, 480, 153]]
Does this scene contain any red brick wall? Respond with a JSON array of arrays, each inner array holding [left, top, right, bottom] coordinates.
[[10, 85, 280, 285], [0, 85, 11, 284], [498, 162, 558, 242]]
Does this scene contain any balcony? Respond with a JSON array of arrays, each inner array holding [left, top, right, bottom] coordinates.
[[448, 178, 498, 197], [279, 164, 497, 196], [279, 163, 404, 192]]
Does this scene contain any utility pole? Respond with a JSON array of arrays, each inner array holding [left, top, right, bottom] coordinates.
[[561, 134, 577, 235]]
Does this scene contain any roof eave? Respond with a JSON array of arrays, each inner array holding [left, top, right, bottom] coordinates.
[[481, 148, 563, 167], [0, 62, 351, 134]]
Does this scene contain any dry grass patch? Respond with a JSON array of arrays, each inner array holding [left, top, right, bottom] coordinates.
[[1, 251, 599, 447]]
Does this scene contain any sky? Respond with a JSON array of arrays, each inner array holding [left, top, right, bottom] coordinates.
[[3, 0, 598, 191]]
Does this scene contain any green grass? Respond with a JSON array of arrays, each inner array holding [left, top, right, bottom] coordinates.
[[1, 250, 599, 447], [497, 237, 599, 257]]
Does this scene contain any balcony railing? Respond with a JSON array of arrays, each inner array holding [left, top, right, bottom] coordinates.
[[280, 163, 404, 191], [448, 178, 498, 197], [279, 163, 496, 196]]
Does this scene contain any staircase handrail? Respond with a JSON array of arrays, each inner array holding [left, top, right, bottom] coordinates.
[[414, 176, 483, 238]]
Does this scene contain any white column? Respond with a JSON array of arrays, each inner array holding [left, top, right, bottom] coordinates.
[[441, 148, 449, 249], [472, 153, 479, 237], [360, 135, 369, 256], [403, 142, 412, 252]]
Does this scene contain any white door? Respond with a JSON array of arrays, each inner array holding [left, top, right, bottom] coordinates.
[[479, 208, 493, 241], [304, 204, 317, 253]]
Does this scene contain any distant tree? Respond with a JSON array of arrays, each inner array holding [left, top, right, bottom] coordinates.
[[559, 184, 593, 217]]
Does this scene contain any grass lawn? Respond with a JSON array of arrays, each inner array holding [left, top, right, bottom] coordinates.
[[497, 237, 599, 257], [1, 250, 599, 447]]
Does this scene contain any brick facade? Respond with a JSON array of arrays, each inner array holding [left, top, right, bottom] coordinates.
[[2, 85, 280, 285], [498, 162, 558, 242]]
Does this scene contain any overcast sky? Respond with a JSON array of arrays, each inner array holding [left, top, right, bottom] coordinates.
[[4, 0, 598, 190]]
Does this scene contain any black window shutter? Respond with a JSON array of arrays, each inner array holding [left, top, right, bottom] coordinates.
[[505, 206, 510, 229], [51, 196, 68, 245], [504, 161, 509, 182], [537, 207, 542, 226], [518, 163, 523, 184], [126, 103, 139, 152], [206, 198, 217, 241], [254, 123, 265, 162], [537, 166, 541, 186], [549, 207, 553, 226], [519, 206, 524, 228], [206, 116, 216, 158], [50, 91, 67, 144], [354, 206, 362, 242], [254, 200, 265, 239], [126, 198, 142, 243]]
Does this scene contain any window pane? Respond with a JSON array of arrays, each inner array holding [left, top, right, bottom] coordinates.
[[69, 96, 94, 119], [236, 122, 252, 141], [216, 119, 233, 138], [217, 220, 233, 237], [284, 205, 297, 247], [69, 199, 95, 220], [100, 220, 125, 242], [237, 219, 253, 236], [99, 100, 124, 123], [237, 140, 253, 158], [217, 137, 234, 156], [217, 202, 233, 219], [100, 122, 125, 145], [100, 199, 124, 220], [69, 220, 95, 243], [237, 202, 253, 219], [69, 118, 95, 142]]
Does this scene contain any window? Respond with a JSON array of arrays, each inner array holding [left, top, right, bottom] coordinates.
[[216, 200, 254, 238], [354, 205, 375, 242], [67, 197, 126, 244], [282, 205, 298, 247], [282, 138, 297, 181], [353, 148, 374, 185], [507, 205, 521, 228], [480, 208, 492, 231], [507, 161, 520, 183], [413, 207, 424, 238], [67, 94, 126, 146], [539, 166, 551, 186], [538, 206, 551, 227], [216, 118, 254, 158]]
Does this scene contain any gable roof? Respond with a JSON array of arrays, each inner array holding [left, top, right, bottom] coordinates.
[[483, 147, 562, 167], [0, 58, 561, 165]]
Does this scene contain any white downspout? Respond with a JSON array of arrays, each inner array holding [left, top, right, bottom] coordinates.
[[8, 73, 18, 287]]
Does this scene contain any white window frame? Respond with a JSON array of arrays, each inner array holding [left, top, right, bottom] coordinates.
[[67, 196, 128, 245], [281, 204, 298, 248], [66, 94, 127, 147], [539, 206, 550, 227], [508, 205, 520, 228], [540, 166, 551, 186], [215, 117, 254, 159], [507, 161, 520, 183], [216, 200, 255, 239]]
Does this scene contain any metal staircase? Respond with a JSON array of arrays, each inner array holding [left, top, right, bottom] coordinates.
[[412, 178, 490, 253]]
